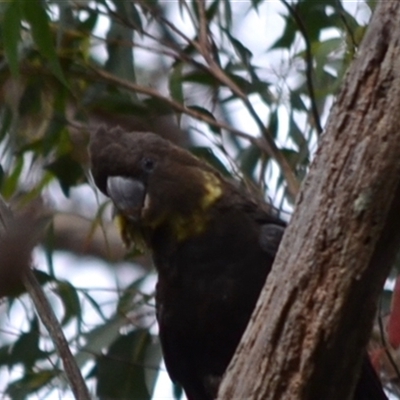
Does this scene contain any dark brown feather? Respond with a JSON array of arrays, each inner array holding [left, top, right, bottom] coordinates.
[[90, 126, 387, 400]]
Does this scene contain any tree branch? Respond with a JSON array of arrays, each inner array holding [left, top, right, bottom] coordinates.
[[122, 0, 300, 199], [219, 1, 400, 398], [89, 66, 300, 199], [21, 270, 91, 400]]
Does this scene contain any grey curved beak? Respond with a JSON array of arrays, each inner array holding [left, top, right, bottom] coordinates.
[[107, 176, 146, 220]]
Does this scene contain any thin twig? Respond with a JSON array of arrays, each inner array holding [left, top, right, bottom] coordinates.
[[138, 0, 202, 54], [90, 66, 251, 142], [196, 0, 211, 57], [193, 1, 299, 197], [21, 269, 91, 400], [89, 66, 300, 199], [91, 34, 180, 59], [25, 0, 301, 199], [86, 1, 214, 80], [281, 0, 323, 135], [106, 0, 299, 198]]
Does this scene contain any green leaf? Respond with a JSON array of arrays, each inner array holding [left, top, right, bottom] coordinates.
[[223, 29, 252, 68], [55, 280, 81, 326], [169, 62, 184, 105], [45, 154, 84, 196], [206, 0, 220, 21], [250, 0, 263, 10], [187, 105, 221, 135], [10, 317, 48, 369], [191, 0, 199, 21], [2, 156, 24, 199], [117, 275, 148, 315], [105, 6, 136, 83], [288, 114, 308, 158], [92, 93, 147, 115], [6, 370, 59, 398], [0, 343, 12, 367], [79, 8, 98, 32], [295, 2, 334, 42], [95, 330, 155, 400], [182, 70, 219, 87], [239, 144, 262, 180], [190, 147, 230, 177], [142, 97, 173, 116], [81, 291, 109, 322], [40, 84, 68, 155], [246, 71, 272, 105], [268, 109, 279, 139], [173, 382, 184, 400], [22, 0, 68, 86], [75, 315, 127, 369], [34, 269, 54, 285], [270, 16, 296, 49], [3, 0, 22, 78], [365, 0, 378, 13], [225, 73, 253, 95], [222, 0, 232, 28], [312, 37, 343, 61], [126, 2, 144, 34], [290, 91, 307, 111], [281, 147, 300, 169]]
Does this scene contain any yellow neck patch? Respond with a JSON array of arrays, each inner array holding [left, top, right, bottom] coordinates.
[[114, 171, 223, 249], [200, 172, 223, 208], [172, 171, 223, 242]]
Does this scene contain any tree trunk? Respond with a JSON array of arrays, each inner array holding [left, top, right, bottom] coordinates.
[[218, 1, 400, 399]]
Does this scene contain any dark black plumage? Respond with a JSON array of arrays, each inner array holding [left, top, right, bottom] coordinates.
[[90, 126, 387, 400]]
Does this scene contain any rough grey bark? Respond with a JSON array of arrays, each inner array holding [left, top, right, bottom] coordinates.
[[218, 2, 400, 399]]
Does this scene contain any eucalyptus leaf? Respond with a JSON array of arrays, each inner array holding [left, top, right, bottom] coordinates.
[[3, 0, 21, 78]]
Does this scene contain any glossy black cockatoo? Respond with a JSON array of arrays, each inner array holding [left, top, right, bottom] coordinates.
[[89, 126, 387, 400]]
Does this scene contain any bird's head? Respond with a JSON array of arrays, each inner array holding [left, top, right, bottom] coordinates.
[[89, 126, 224, 248]]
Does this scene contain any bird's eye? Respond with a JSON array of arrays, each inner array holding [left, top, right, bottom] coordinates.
[[141, 157, 156, 173]]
